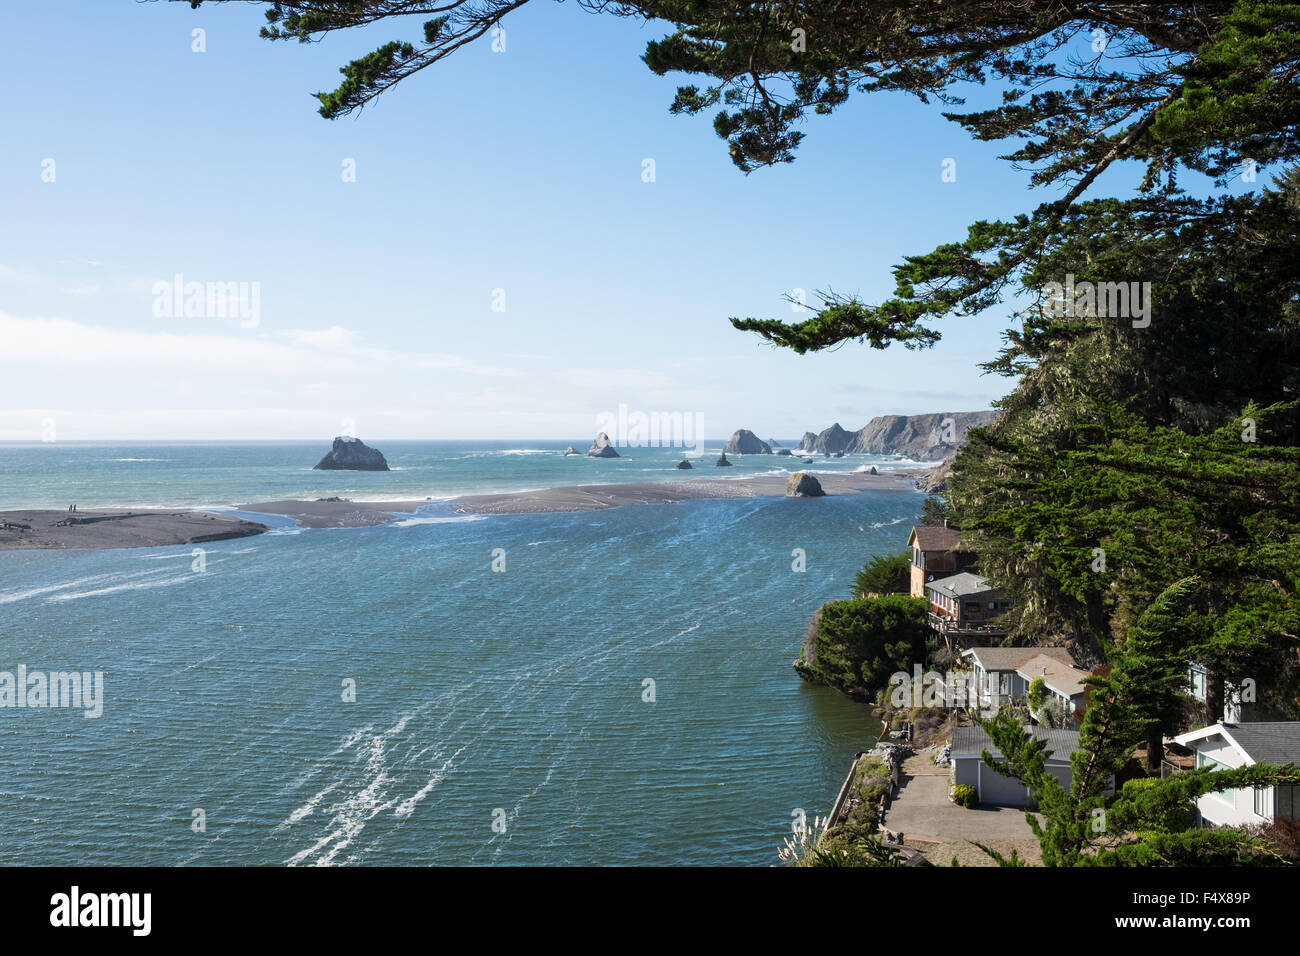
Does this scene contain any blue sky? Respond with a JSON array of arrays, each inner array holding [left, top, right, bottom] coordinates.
[[0, 1, 1162, 440]]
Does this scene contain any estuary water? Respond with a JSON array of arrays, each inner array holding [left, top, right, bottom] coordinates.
[[0, 442, 921, 865]]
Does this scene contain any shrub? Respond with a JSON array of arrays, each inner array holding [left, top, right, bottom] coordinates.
[[951, 784, 978, 808], [1026, 676, 1046, 712], [795, 594, 929, 695], [851, 551, 911, 598], [1246, 816, 1300, 862], [1119, 777, 1196, 833]]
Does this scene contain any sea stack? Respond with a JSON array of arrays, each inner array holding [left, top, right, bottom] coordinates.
[[675, 460, 693, 469], [723, 429, 772, 455], [563, 446, 580, 456], [716, 452, 733, 467], [314, 436, 390, 471], [587, 433, 620, 458], [785, 472, 825, 497]]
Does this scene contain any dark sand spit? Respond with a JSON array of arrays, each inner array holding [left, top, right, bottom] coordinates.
[[0, 470, 923, 550], [0, 510, 268, 552], [448, 470, 922, 515], [235, 499, 424, 529]]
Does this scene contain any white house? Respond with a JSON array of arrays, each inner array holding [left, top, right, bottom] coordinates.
[[1172, 722, 1300, 827], [961, 646, 1089, 718]]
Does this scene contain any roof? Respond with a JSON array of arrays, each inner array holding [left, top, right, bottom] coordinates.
[[962, 646, 1076, 673], [927, 572, 997, 598], [1175, 722, 1300, 767], [909, 524, 963, 553], [1019, 652, 1089, 700], [951, 725, 1080, 760]]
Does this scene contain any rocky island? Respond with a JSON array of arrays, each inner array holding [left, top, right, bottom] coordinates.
[[785, 472, 826, 497], [314, 436, 391, 471], [723, 429, 772, 455], [587, 432, 620, 458]]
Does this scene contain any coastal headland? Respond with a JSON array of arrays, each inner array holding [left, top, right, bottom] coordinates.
[[0, 469, 923, 551]]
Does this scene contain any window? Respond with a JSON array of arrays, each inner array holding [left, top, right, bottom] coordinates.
[[1198, 751, 1236, 806], [1254, 786, 1268, 818]]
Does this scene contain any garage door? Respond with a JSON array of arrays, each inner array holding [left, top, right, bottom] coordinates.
[[977, 761, 1030, 807], [1046, 763, 1072, 793]]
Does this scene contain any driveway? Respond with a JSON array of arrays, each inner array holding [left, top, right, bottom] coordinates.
[[883, 769, 1039, 842]]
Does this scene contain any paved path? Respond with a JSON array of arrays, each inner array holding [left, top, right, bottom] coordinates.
[[884, 771, 1039, 841]]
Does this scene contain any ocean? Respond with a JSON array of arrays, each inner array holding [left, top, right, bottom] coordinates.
[[0, 441, 923, 865]]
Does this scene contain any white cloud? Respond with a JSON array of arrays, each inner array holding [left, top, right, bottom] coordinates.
[[0, 312, 519, 379], [0, 311, 346, 374], [283, 325, 356, 350], [0, 264, 40, 285]]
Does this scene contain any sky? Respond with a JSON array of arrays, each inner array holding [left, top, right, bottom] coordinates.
[[0, 1, 1180, 441]]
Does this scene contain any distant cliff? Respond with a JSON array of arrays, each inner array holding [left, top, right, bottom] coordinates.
[[795, 411, 997, 461]]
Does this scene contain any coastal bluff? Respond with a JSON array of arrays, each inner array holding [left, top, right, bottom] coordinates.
[[795, 411, 998, 461], [314, 436, 390, 471]]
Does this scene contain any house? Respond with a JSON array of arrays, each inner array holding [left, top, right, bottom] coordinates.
[[906, 524, 976, 598], [1186, 662, 1257, 723], [925, 572, 1012, 638], [961, 646, 1089, 718], [1172, 722, 1300, 827], [950, 725, 1082, 807]]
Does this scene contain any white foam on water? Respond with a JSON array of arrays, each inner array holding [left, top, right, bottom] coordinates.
[[283, 781, 341, 826], [181, 652, 222, 672], [868, 515, 911, 530], [0, 569, 168, 605], [390, 515, 484, 527], [50, 573, 195, 602], [393, 747, 465, 820]]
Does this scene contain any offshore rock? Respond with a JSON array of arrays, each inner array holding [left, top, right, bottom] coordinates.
[[313, 437, 390, 471]]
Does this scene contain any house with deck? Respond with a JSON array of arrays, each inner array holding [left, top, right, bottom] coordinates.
[[907, 523, 976, 598], [961, 646, 1089, 719], [1172, 722, 1300, 828], [925, 572, 1012, 640]]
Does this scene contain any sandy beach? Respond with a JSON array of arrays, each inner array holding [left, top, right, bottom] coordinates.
[[234, 498, 426, 529], [0, 509, 269, 551], [0, 470, 923, 550], [447, 470, 921, 514]]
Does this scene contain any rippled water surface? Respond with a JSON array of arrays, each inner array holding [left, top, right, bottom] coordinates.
[[0, 443, 918, 865]]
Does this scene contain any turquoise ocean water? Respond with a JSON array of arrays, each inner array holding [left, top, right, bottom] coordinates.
[[0, 441, 922, 865]]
